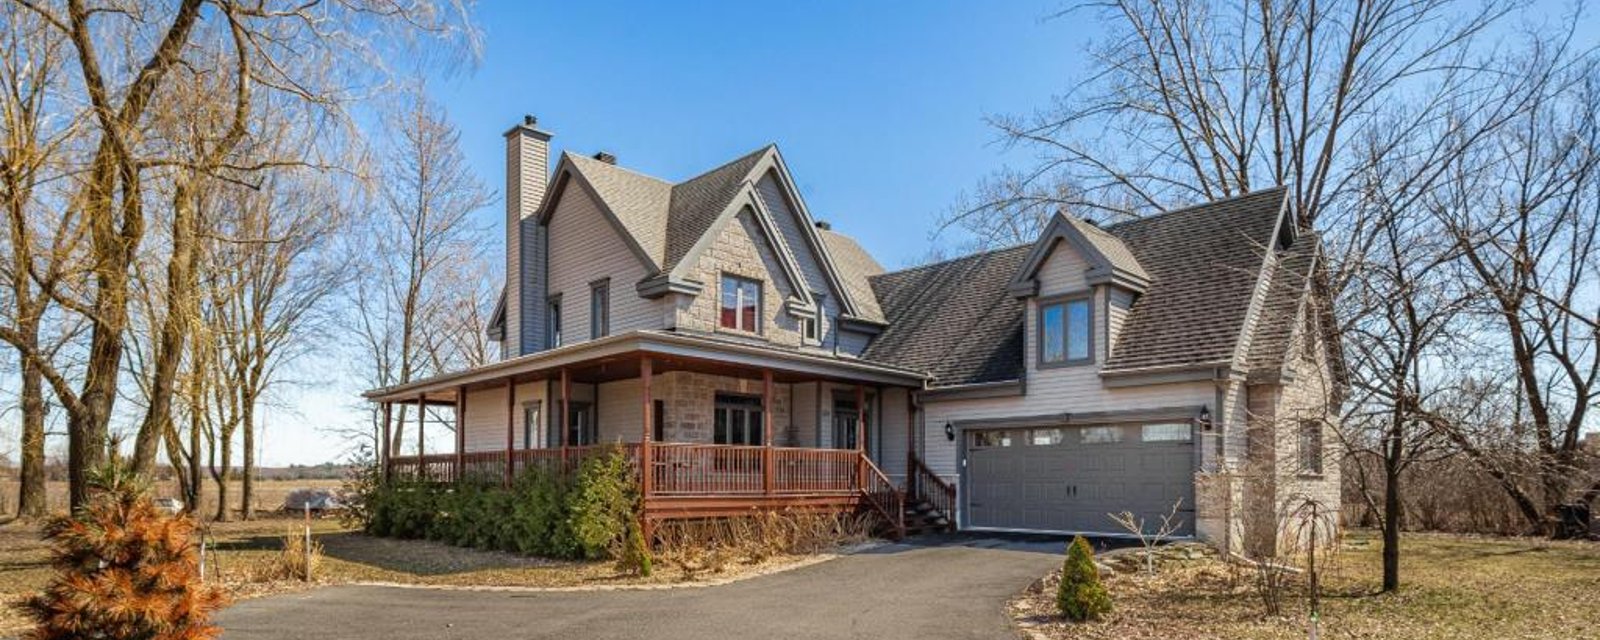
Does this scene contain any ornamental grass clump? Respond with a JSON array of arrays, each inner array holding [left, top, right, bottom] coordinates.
[[21, 464, 226, 639], [1057, 535, 1112, 622]]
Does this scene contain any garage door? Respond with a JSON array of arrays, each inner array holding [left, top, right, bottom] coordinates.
[[964, 423, 1195, 535]]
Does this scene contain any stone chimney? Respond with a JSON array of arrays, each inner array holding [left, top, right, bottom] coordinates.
[[504, 115, 552, 358]]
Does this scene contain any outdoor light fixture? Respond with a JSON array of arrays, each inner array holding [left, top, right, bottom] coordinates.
[[1196, 406, 1213, 431], [944, 422, 956, 441]]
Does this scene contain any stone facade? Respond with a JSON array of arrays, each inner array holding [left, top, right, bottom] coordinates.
[[652, 372, 795, 446], [675, 208, 807, 347]]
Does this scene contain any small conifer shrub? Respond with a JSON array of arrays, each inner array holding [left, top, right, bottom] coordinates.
[[1056, 535, 1112, 622], [21, 464, 226, 639]]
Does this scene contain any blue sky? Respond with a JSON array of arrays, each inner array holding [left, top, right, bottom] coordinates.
[[440, 1, 1088, 269], [218, 2, 1094, 466]]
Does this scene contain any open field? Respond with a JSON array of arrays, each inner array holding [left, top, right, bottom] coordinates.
[[0, 479, 344, 519], [1013, 530, 1600, 640]]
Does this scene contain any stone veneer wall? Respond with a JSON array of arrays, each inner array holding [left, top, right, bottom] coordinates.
[[674, 208, 807, 347], [654, 371, 795, 446]]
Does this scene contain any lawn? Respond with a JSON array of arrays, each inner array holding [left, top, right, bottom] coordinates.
[[1012, 531, 1600, 640]]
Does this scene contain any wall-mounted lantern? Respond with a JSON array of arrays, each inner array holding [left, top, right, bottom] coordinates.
[[944, 423, 956, 441], [1196, 406, 1213, 432]]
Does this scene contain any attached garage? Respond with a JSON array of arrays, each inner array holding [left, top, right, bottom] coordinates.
[[962, 422, 1196, 536]]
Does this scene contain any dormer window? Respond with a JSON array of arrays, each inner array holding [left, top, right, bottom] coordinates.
[[720, 274, 761, 333], [1039, 295, 1093, 366]]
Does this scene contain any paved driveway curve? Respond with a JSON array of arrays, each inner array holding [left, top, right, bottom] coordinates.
[[218, 538, 1062, 640]]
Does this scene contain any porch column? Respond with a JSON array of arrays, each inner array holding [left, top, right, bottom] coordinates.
[[455, 386, 466, 483], [906, 390, 917, 491], [380, 401, 392, 483], [856, 385, 867, 490], [640, 357, 654, 544], [560, 368, 571, 469], [416, 393, 426, 480], [762, 369, 774, 496], [504, 378, 515, 488]]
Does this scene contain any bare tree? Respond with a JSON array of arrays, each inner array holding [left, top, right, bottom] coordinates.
[[2, 0, 477, 507], [349, 84, 491, 460], [0, 1, 83, 518], [942, 0, 1517, 248], [1416, 55, 1600, 532]]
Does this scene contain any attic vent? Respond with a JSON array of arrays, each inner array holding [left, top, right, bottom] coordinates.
[[592, 151, 617, 164], [815, 220, 832, 231]]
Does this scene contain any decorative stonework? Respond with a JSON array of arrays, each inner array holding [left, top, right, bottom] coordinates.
[[675, 208, 805, 347]]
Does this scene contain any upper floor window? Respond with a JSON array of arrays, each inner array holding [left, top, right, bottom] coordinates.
[[547, 295, 562, 348], [719, 274, 761, 333], [1039, 296, 1093, 366], [589, 279, 610, 339]]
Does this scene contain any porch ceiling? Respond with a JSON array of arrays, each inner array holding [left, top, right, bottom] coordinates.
[[363, 329, 929, 403]]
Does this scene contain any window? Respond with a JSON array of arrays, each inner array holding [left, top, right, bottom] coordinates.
[[1141, 423, 1193, 442], [1080, 426, 1123, 444], [1298, 420, 1324, 475], [832, 394, 871, 451], [652, 400, 666, 442], [522, 401, 542, 449], [713, 394, 764, 446], [547, 295, 563, 348], [589, 280, 610, 339], [719, 274, 762, 332], [970, 430, 1014, 447], [1031, 428, 1065, 446], [1039, 297, 1093, 365], [801, 316, 819, 342]]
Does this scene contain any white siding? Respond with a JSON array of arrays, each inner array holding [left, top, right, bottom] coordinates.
[[597, 378, 643, 444], [792, 382, 819, 447], [461, 382, 548, 453], [546, 186, 663, 345]]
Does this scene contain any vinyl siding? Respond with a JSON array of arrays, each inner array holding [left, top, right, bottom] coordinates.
[[462, 382, 548, 452], [546, 185, 662, 346]]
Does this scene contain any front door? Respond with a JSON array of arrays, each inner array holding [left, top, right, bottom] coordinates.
[[832, 397, 867, 451]]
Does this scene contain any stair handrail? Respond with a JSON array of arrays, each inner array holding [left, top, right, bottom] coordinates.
[[857, 452, 906, 539], [907, 453, 956, 532]]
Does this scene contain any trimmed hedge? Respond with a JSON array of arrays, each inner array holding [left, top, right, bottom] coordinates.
[[360, 447, 639, 561]]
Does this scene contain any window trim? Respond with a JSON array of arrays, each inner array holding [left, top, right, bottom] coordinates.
[[713, 392, 765, 447], [521, 401, 542, 450], [589, 278, 610, 339], [547, 294, 563, 349], [718, 273, 763, 334], [1037, 292, 1096, 368]]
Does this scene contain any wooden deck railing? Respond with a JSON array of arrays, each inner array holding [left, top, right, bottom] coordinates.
[[907, 453, 957, 531], [388, 443, 904, 536]]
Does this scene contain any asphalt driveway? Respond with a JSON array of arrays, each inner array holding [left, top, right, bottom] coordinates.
[[218, 536, 1067, 640]]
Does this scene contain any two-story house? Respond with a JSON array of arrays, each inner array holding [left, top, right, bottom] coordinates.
[[364, 115, 1343, 555]]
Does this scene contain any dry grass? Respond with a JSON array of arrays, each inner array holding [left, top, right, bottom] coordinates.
[[0, 479, 344, 519], [1012, 530, 1600, 640]]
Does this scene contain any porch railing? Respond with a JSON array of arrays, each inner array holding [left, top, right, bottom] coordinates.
[[390, 444, 872, 497]]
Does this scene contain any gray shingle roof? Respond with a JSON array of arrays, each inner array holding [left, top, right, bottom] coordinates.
[[565, 153, 674, 268], [662, 146, 772, 272], [817, 228, 887, 323], [862, 187, 1290, 386], [1068, 216, 1148, 284], [864, 246, 1031, 386], [1100, 188, 1286, 371], [1247, 233, 1319, 375]]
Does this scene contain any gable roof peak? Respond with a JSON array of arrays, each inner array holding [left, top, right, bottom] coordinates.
[[1007, 210, 1151, 298]]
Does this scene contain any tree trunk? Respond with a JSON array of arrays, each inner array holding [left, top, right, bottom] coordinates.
[[241, 399, 255, 521], [17, 351, 47, 518], [213, 439, 232, 522], [131, 182, 199, 474], [1381, 464, 1401, 592]]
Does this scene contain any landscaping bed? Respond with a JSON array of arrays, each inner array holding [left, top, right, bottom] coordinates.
[[1010, 531, 1600, 640]]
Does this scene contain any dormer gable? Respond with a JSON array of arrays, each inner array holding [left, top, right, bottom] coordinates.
[[1008, 212, 1150, 299]]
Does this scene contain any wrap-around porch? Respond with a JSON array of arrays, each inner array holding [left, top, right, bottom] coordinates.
[[368, 331, 944, 539]]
